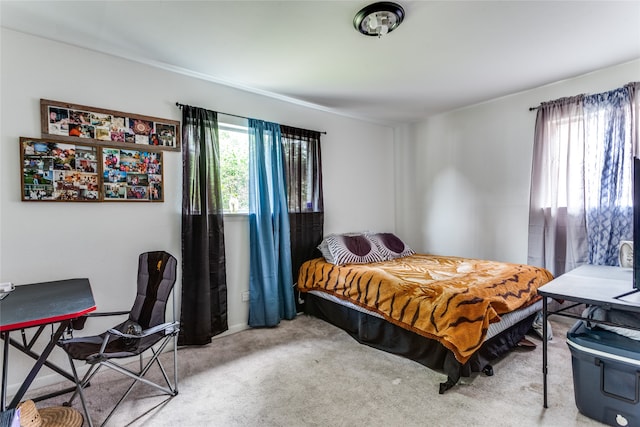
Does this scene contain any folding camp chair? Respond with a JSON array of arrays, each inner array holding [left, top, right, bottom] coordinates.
[[58, 251, 179, 427]]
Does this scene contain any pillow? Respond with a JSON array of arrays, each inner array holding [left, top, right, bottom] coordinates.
[[318, 233, 384, 265], [365, 232, 415, 260]]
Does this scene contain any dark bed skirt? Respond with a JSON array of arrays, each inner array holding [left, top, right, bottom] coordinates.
[[303, 292, 536, 393]]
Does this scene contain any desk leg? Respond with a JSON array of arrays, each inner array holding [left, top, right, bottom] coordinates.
[[8, 335, 76, 383], [8, 321, 68, 408], [1, 332, 9, 411], [542, 297, 548, 408]]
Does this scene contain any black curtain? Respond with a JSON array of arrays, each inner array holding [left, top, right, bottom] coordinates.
[[179, 105, 228, 345], [281, 125, 324, 312]]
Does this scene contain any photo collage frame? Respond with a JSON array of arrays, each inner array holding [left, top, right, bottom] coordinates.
[[21, 99, 176, 202], [41, 99, 180, 152], [21, 138, 164, 202], [103, 148, 162, 201], [22, 139, 99, 201]]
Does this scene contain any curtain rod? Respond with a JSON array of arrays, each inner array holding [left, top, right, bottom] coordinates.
[[528, 81, 639, 112], [175, 102, 327, 135]]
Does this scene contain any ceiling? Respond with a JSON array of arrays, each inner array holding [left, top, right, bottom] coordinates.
[[1, 1, 639, 125]]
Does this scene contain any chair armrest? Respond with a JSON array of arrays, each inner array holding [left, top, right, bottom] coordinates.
[[141, 322, 180, 336], [107, 321, 179, 339], [106, 329, 140, 339], [86, 311, 130, 317], [70, 311, 129, 330]]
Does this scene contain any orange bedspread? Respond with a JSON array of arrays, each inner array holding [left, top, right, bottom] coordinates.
[[297, 254, 553, 364]]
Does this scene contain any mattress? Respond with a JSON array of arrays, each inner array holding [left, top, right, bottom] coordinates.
[[308, 289, 544, 341]]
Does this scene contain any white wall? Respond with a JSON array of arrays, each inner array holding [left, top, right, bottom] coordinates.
[[0, 28, 396, 394], [397, 59, 640, 263]]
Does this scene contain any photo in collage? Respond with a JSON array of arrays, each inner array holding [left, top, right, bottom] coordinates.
[[103, 148, 163, 201], [22, 140, 99, 201], [47, 105, 177, 148]]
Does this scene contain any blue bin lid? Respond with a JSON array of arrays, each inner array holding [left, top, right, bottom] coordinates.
[[568, 321, 640, 362]]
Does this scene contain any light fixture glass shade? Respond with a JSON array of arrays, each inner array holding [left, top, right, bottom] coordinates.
[[368, 15, 378, 30], [354, 2, 405, 37]]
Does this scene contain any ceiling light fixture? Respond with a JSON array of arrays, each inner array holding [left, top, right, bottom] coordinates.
[[353, 2, 405, 38]]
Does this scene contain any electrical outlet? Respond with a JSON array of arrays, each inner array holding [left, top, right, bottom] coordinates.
[[241, 291, 250, 302]]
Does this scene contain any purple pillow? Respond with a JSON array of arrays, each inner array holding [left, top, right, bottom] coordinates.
[[366, 232, 415, 260], [318, 234, 384, 265]]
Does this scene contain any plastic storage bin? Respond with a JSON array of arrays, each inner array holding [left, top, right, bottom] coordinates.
[[567, 321, 640, 427]]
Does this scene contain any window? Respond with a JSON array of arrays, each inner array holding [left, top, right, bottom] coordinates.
[[584, 107, 633, 210], [538, 105, 633, 211], [217, 117, 324, 216], [543, 114, 584, 210], [219, 116, 249, 213], [529, 84, 638, 274], [281, 125, 323, 213]]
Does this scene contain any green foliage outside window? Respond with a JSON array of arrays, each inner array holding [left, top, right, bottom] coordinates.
[[219, 128, 249, 212]]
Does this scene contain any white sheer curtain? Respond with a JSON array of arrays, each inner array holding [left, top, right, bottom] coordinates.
[[528, 95, 588, 277], [528, 83, 639, 277]]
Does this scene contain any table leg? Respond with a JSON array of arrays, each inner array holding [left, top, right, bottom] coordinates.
[[542, 297, 548, 408], [8, 321, 69, 408], [8, 335, 76, 383], [1, 331, 9, 411]]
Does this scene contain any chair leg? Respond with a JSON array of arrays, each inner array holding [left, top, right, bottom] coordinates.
[[100, 340, 178, 426], [66, 355, 94, 427], [65, 360, 101, 407], [64, 332, 179, 426], [101, 338, 176, 395], [149, 347, 177, 395], [173, 334, 179, 395], [100, 377, 137, 427]]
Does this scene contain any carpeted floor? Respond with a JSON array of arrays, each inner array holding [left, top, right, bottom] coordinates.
[[28, 315, 604, 426]]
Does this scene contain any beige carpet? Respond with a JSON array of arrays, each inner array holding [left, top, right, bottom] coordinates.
[[28, 315, 603, 427]]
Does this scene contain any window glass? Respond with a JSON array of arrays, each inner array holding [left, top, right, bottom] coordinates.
[[219, 116, 249, 213], [543, 112, 632, 210]]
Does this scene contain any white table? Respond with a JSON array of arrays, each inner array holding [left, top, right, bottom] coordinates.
[[538, 265, 640, 408]]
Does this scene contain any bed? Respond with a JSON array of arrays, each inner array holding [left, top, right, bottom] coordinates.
[[296, 232, 554, 393]]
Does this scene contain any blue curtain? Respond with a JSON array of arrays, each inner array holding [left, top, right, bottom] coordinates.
[[584, 86, 635, 266], [248, 119, 296, 327]]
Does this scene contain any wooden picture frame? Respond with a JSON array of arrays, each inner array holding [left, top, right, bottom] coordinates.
[[102, 147, 163, 202], [21, 137, 100, 202], [41, 99, 180, 152], [20, 138, 164, 202]]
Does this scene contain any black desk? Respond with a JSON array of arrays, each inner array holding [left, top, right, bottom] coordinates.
[[0, 278, 96, 410], [538, 265, 640, 408]]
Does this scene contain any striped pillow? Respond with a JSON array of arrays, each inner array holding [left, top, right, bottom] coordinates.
[[366, 232, 415, 260], [318, 233, 384, 265]]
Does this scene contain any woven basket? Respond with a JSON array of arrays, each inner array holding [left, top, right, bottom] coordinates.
[[17, 400, 83, 427]]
